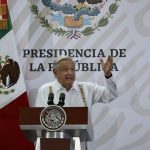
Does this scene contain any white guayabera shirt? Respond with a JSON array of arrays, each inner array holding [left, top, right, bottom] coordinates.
[[35, 76, 117, 150]]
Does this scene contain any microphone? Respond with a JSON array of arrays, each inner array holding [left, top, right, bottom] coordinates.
[[58, 93, 65, 107], [47, 92, 54, 105]]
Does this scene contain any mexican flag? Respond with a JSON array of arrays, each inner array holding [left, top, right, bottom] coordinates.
[[0, 0, 34, 149]]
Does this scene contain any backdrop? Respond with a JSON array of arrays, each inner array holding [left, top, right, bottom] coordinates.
[[8, 0, 150, 149]]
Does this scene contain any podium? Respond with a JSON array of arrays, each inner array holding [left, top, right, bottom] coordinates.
[[19, 107, 91, 150]]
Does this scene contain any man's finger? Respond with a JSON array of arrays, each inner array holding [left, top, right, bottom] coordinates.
[[107, 56, 113, 63], [100, 58, 104, 64], [110, 56, 113, 63], [107, 56, 111, 61]]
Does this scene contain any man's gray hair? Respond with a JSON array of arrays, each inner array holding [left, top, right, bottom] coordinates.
[[53, 56, 75, 69]]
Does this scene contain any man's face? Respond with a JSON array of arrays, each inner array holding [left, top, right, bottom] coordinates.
[[53, 59, 76, 91]]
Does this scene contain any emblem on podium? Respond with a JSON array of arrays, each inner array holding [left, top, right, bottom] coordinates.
[[40, 105, 67, 131]]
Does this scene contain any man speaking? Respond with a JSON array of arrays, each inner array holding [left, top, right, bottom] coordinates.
[[35, 56, 117, 150]]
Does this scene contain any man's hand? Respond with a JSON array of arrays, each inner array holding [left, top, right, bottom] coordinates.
[[100, 56, 113, 78]]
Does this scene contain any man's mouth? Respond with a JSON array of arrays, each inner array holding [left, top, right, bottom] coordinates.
[[65, 77, 73, 80]]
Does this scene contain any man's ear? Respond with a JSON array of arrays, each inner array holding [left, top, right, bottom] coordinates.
[[53, 69, 57, 77]]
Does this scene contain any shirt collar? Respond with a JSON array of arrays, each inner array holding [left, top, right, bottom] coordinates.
[[54, 80, 80, 92]]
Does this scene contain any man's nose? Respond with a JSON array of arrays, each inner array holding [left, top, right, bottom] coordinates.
[[67, 69, 74, 74]]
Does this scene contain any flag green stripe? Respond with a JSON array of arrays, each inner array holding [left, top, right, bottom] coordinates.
[[0, 6, 12, 39]]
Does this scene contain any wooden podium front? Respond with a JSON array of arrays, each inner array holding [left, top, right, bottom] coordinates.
[[40, 138, 71, 150], [19, 107, 91, 150]]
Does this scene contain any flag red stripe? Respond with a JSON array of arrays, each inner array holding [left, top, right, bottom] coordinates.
[[0, 92, 34, 150], [0, 0, 7, 5]]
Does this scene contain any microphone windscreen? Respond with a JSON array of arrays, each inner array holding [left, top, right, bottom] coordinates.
[[48, 92, 54, 100], [47, 93, 54, 105], [59, 93, 65, 100]]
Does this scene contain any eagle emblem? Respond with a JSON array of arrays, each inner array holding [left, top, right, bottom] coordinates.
[[40, 105, 67, 131], [0, 55, 20, 95], [30, 0, 121, 39]]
